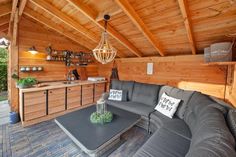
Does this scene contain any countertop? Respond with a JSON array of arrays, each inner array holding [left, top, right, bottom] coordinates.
[[19, 80, 107, 93]]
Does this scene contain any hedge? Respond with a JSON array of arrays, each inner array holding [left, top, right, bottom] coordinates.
[[0, 64, 7, 92]]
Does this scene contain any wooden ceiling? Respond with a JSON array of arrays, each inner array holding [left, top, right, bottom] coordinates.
[[0, 0, 236, 58]]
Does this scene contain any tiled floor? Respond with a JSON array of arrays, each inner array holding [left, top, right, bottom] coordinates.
[[0, 100, 10, 126], [1, 120, 149, 157]]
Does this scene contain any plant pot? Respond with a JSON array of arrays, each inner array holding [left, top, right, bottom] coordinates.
[[17, 84, 33, 89], [9, 112, 20, 124]]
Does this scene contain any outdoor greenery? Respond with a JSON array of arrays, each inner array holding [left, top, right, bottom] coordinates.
[[0, 48, 8, 93]]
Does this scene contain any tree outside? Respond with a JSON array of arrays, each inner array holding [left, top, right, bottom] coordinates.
[[0, 48, 8, 101]]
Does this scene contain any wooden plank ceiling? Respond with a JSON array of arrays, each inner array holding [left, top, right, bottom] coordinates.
[[0, 0, 235, 58]]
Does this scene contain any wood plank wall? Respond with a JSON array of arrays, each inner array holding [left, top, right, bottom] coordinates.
[[18, 17, 98, 82], [98, 55, 236, 107]]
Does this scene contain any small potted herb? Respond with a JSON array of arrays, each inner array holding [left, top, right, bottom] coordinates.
[[17, 77, 37, 89]]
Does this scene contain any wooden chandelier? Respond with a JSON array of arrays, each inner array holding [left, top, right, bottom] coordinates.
[[93, 15, 117, 64]]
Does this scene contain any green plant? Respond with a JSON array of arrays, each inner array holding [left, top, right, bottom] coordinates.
[[90, 111, 113, 124], [17, 77, 37, 88], [0, 48, 8, 92]]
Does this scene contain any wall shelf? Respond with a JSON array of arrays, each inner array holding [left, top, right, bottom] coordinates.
[[202, 62, 236, 66]]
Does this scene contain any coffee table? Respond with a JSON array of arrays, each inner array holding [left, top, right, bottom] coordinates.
[[55, 105, 141, 157]]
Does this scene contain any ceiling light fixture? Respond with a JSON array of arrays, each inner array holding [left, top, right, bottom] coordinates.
[[93, 15, 117, 64], [28, 46, 38, 55]]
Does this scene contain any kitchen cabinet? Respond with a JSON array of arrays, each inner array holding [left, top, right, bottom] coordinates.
[[22, 90, 47, 121], [48, 88, 66, 114], [94, 83, 106, 102], [82, 84, 94, 106], [67, 86, 81, 109]]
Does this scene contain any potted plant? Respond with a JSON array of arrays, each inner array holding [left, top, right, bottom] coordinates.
[[17, 77, 37, 89]]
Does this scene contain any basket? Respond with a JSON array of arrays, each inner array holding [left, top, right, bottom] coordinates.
[[204, 47, 210, 63], [210, 42, 233, 62]]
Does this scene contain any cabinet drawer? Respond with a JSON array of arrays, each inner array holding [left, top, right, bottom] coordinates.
[[67, 86, 81, 92]]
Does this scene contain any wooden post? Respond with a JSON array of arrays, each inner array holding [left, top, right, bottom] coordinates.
[[8, 8, 19, 112]]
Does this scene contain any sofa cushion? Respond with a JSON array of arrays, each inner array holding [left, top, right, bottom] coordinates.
[[227, 109, 236, 142], [131, 82, 160, 106], [121, 81, 135, 101], [184, 92, 224, 134], [158, 86, 195, 119], [106, 100, 155, 117], [150, 111, 192, 140], [134, 127, 190, 157], [111, 80, 134, 101], [186, 106, 236, 157]]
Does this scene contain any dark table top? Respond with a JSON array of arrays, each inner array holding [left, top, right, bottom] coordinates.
[[55, 105, 140, 151]]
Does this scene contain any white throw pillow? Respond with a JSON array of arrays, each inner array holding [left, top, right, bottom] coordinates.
[[108, 89, 123, 101], [155, 93, 181, 118]]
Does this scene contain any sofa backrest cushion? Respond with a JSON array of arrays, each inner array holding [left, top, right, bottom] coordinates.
[[186, 106, 236, 157], [158, 86, 195, 119], [184, 92, 227, 134], [111, 80, 134, 101], [131, 82, 160, 106], [227, 109, 236, 142]]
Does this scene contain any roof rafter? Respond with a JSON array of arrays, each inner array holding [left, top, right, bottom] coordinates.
[[30, 0, 99, 43], [115, 0, 165, 56], [19, 0, 28, 17], [66, 0, 143, 57], [28, 0, 126, 58], [177, 0, 196, 55], [24, 8, 94, 51]]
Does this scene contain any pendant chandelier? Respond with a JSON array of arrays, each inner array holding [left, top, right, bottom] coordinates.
[[93, 15, 117, 64]]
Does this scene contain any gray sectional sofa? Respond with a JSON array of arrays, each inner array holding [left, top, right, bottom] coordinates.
[[105, 80, 236, 157]]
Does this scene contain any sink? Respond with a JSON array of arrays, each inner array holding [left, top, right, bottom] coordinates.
[[62, 81, 77, 85]]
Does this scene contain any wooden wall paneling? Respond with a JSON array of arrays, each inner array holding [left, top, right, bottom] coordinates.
[[98, 55, 227, 100], [18, 17, 98, 82], [226, 65, 236, 107]]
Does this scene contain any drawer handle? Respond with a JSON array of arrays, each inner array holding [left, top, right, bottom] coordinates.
[[44, 92, 46, 94], [50, 91, 52, 94]]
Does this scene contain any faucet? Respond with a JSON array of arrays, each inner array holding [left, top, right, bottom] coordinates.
[[66, 70, 72, 81]]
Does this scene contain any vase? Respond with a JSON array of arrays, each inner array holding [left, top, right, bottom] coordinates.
[[96, 99, 106, 114]]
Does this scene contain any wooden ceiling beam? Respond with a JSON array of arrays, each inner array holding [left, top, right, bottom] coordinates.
[[177, 0, 196, 55], [115, 0, 165, 56], [30, 0, 99, 43], [66, 0, 143, 57], [19, 0, 28, 17], [9, 0, 19, 22], [0, 3, 12, 17], [23, 8, 93, 51]]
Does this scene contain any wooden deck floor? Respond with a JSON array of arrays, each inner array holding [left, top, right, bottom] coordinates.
[[0, 120, 149, 157]]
